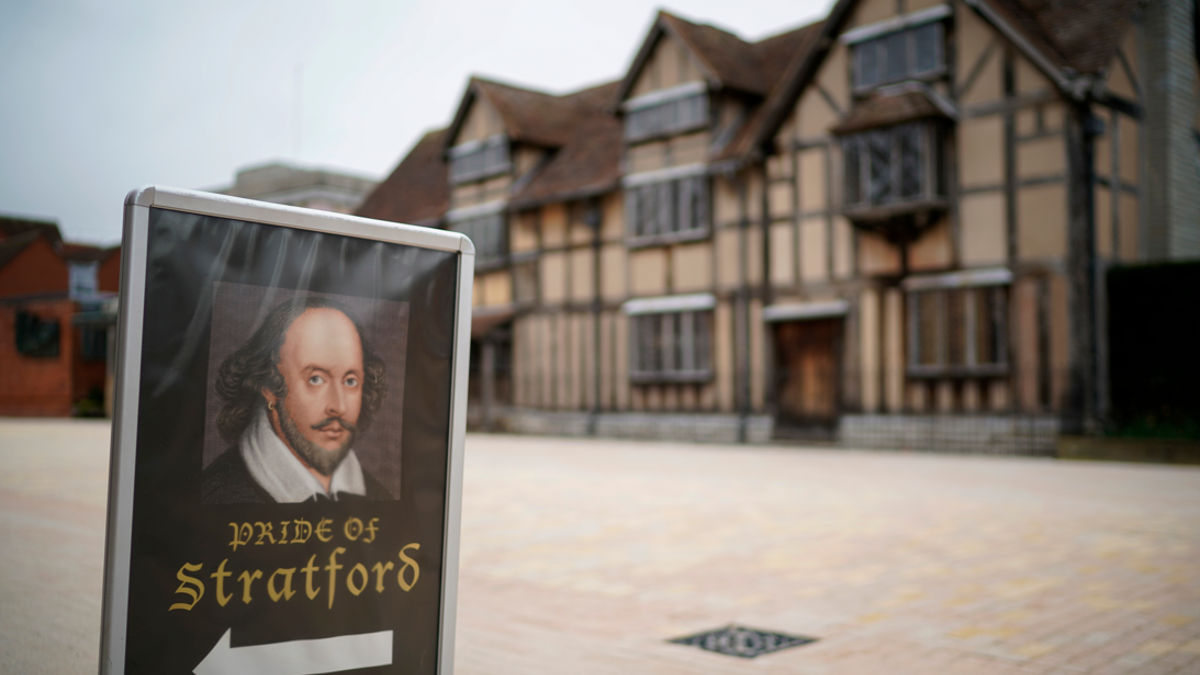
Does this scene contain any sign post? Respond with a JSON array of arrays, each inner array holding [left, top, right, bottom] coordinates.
[[100, 186, 474, 674]]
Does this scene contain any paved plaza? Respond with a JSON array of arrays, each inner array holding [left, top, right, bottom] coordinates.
[[1, 420, 1199, 674]]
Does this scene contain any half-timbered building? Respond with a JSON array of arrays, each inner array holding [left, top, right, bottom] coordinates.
[[359, 0, 1199, 450]]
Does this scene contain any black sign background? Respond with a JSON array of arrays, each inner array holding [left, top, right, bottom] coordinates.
[[122, 208, 459, 674]]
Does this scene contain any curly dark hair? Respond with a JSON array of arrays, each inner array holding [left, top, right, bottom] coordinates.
[[215, 296, 388, 444]]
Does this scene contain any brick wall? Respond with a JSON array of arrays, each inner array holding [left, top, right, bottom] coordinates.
[[0, 238, 68, 297], [98, 250, 121, 293], [0, 298, 79, 416]]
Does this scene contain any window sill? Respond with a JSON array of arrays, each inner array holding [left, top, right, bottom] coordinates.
[[631, 371, 714, 385], [907, 364, 1009, 379], [852, 70, 947, 98], [449, 165, 512, 186], [843, 198, 948, 224], [626, 228, 711, 249], [624, 121, 710, 146]]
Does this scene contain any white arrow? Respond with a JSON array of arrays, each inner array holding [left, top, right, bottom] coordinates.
[[194, 628, 393, 675]]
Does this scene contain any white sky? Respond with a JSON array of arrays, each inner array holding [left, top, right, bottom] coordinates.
[[0, 0, 833, 245]]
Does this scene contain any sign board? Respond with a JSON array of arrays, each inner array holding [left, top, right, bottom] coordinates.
[[100, 186, 474, 674]]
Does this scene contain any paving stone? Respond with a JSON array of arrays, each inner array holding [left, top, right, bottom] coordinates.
[[2, 422, 1200, 674]]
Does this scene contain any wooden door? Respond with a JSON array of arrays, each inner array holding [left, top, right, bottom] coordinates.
[[773, 319, 840, 431]]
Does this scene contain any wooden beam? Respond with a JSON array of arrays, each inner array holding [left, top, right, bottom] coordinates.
[[1004, 47, 1017, 264]]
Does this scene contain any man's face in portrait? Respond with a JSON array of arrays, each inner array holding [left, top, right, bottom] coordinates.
[[266, 308, 364, 476]]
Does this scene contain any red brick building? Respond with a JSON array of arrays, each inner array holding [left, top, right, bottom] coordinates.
[[0, 216, 119, 416]]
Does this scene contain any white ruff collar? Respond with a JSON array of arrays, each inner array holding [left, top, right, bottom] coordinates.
[[239, 408, 366, 502]]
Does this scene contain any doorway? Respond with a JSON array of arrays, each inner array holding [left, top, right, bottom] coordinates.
[[772, 318, 841, 439]]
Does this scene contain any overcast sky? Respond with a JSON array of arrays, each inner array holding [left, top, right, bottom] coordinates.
[[0, 0, 832, 245]]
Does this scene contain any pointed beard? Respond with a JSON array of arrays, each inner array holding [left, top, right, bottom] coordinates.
[[276, 399, 355, 477]]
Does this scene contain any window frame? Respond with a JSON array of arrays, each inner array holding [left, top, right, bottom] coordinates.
[[69, 261, 99, 300], [448, 134, 512, 185], [448, 208, 508, 268], [623, 293, 716, 385], [623, 82, 711, 144], [851, 20, 946, 94], [623, 168, 712, 248], [628, 309, 715, 384], [906, 282, 1009, 378], [14, 311, 61, 358], [841, 121, 945, 215]]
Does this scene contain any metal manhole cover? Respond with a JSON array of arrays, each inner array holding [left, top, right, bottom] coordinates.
[[668, 624, 817, 659]]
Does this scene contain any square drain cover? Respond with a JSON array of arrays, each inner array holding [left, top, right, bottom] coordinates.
[[668, 624, 817, 659]]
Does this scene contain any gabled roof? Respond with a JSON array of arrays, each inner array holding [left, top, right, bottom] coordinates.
[[445, 77, 587, 151], [0, 217, 117, 278], [831, 86, 956, 134], [58, 243, 116, 263], [712, 19, 826, 162], [0, 215, 61, 244], [356, 128, 450, 227], [511, 82, 623, 209], [0, 231, 44, 270], [981, 0, 1140, 76], [754, 20, 827, 92], [747, 0, 1140, 161], [615, 11, 793, 105], [661, 12, 772, 96]]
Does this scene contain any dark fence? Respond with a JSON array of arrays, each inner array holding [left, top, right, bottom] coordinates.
[[1108, 261, 1200, 439]]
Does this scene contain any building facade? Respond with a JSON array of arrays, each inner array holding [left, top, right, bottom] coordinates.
[[0, 216, 120, 416], [359, 0, 1199, 451], [213, 162, 379, 214]]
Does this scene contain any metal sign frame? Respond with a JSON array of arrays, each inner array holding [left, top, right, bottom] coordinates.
[[100, 186, 474, 674]]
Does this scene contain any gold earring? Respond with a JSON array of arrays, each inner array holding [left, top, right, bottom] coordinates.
[[268, 401, 275, 411]]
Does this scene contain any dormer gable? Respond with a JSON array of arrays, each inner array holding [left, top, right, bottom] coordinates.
[[748, 0, 1143, 163], [614, 11, 776, 107], [445, 82, 512, 186], [616, 11, 799, 151]]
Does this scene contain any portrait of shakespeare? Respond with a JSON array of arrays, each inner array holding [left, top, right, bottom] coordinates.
[[202, 296, 393, 503]]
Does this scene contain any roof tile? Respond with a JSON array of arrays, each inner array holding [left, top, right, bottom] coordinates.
[[511, 82, 623, 208], [830, 89, 953, 134], [356, 129, 449, 226]]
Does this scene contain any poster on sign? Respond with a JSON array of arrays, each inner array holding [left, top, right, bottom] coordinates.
[[99, 186, 474, 675]]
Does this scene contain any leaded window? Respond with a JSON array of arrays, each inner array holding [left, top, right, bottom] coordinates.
[[630, 310, 714, 383], [625, 175, 710, 243], [449, 135, 511, 184], [625, 93, 709, 143], [853, 22, 944, 91], [842, 122, 942, 212], [908, 285, 1007, 376]]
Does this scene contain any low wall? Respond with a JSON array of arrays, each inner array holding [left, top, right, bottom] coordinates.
[[1057, 436, 1200, 465], [498, 409, 774, 444], [840, 414, 1060, 455], [489, 409, 1061, 455]]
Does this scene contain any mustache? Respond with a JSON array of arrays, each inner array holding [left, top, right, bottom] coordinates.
[[311, 417, 358, 433]]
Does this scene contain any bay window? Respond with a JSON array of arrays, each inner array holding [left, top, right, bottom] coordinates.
[[842, 122, 944, 214]]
